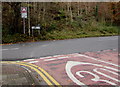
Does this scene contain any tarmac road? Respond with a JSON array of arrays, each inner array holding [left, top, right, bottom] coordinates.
[[2, 36, 119, 61]]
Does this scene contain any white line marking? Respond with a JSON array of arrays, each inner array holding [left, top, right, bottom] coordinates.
[[40, 56, 52, 59], [43, 53, 119, 67], [28, 61, 38, 63], [44, 58, 56, 61], [66, 61, 86, 86], [23, 59, 35, 61], [40, 53, 79, 60], [11, 48, 19, 50], [41, 45, 48, 47], [77, 54, 119, 67], [21, 66, 31, 73], [2, 48, 19, 51], [43, 53, 80, 61], [94, 68, 120, 82], [97, 68, 119, 76], [2, 49, 9, 51], [44, 56, 69, 61], [52, 55, 61, 57], [113, 49, 117, 51]]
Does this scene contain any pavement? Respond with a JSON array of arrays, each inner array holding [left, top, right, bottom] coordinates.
[[1, 49, 119, 86], [1, 63, 49, 87], [2, 36, 118, 61]]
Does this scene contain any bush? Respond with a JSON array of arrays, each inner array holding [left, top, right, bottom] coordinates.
[[2, 33, 33, 43], [98, 24, 118, 34], [48, 23, 57, 32]]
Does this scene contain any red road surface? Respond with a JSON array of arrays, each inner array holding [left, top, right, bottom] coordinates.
[[23, 49, 119, 86]]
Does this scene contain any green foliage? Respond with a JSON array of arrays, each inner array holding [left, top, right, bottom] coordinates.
[[99, 26, 118, 34], [2, 2, 119, 44], [2, 24, 119, 44], [48, 23, 57, 31], [2, 34, 33, 43]]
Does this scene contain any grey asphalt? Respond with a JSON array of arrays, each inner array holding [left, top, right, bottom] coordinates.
[[2, 36, 119, 61]]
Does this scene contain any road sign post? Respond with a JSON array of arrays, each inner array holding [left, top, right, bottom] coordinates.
[[23, 18, 25, 34], [31, 25, 41, 36], [21, 7, 27, 34]]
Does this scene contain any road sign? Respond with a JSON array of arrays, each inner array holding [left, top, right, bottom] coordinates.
[[31, 25, 41, 36], [21, 7, 27, 18], [32, 26, 41, 30], [21, 7, 27, 34]]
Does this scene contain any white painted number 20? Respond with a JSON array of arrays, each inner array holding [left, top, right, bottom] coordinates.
[[65, 61, 119, 86]]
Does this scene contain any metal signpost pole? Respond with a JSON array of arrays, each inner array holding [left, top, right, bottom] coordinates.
[[28, 2, 31, 36], [23, 18, 25, 34], [32, 29, 33, 36]]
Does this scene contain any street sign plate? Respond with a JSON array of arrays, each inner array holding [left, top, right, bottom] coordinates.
[[31, 26, 41, 29], [21, 7, 27, 18]]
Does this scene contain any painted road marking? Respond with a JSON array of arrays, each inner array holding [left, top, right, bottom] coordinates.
[[43, 53, 119, 67], [21, 66, 32, 73], [11, 48, 19, 50], [28, 50, 119, 85], [40, 53, 79, 60], [2, 48, 19, 51], [2, 49, 9, 51], [76, 71, 116, 85], [20, 61, 61, 86], [78, 54, 119, 67], [1, 61, 61, 87], [23, 59, 35, 61], [44, 56, 69, 61], [15, 62, 54, 86], [40, 56, 52, 59], [41, 45, 49, 47], [93, 68, 119, 82], [28, 61, 39, 63], [43, 53, 82, 61], [66, 61, 119, 86], [52, 55, 62, 57], [43, 53, 119, 68]]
